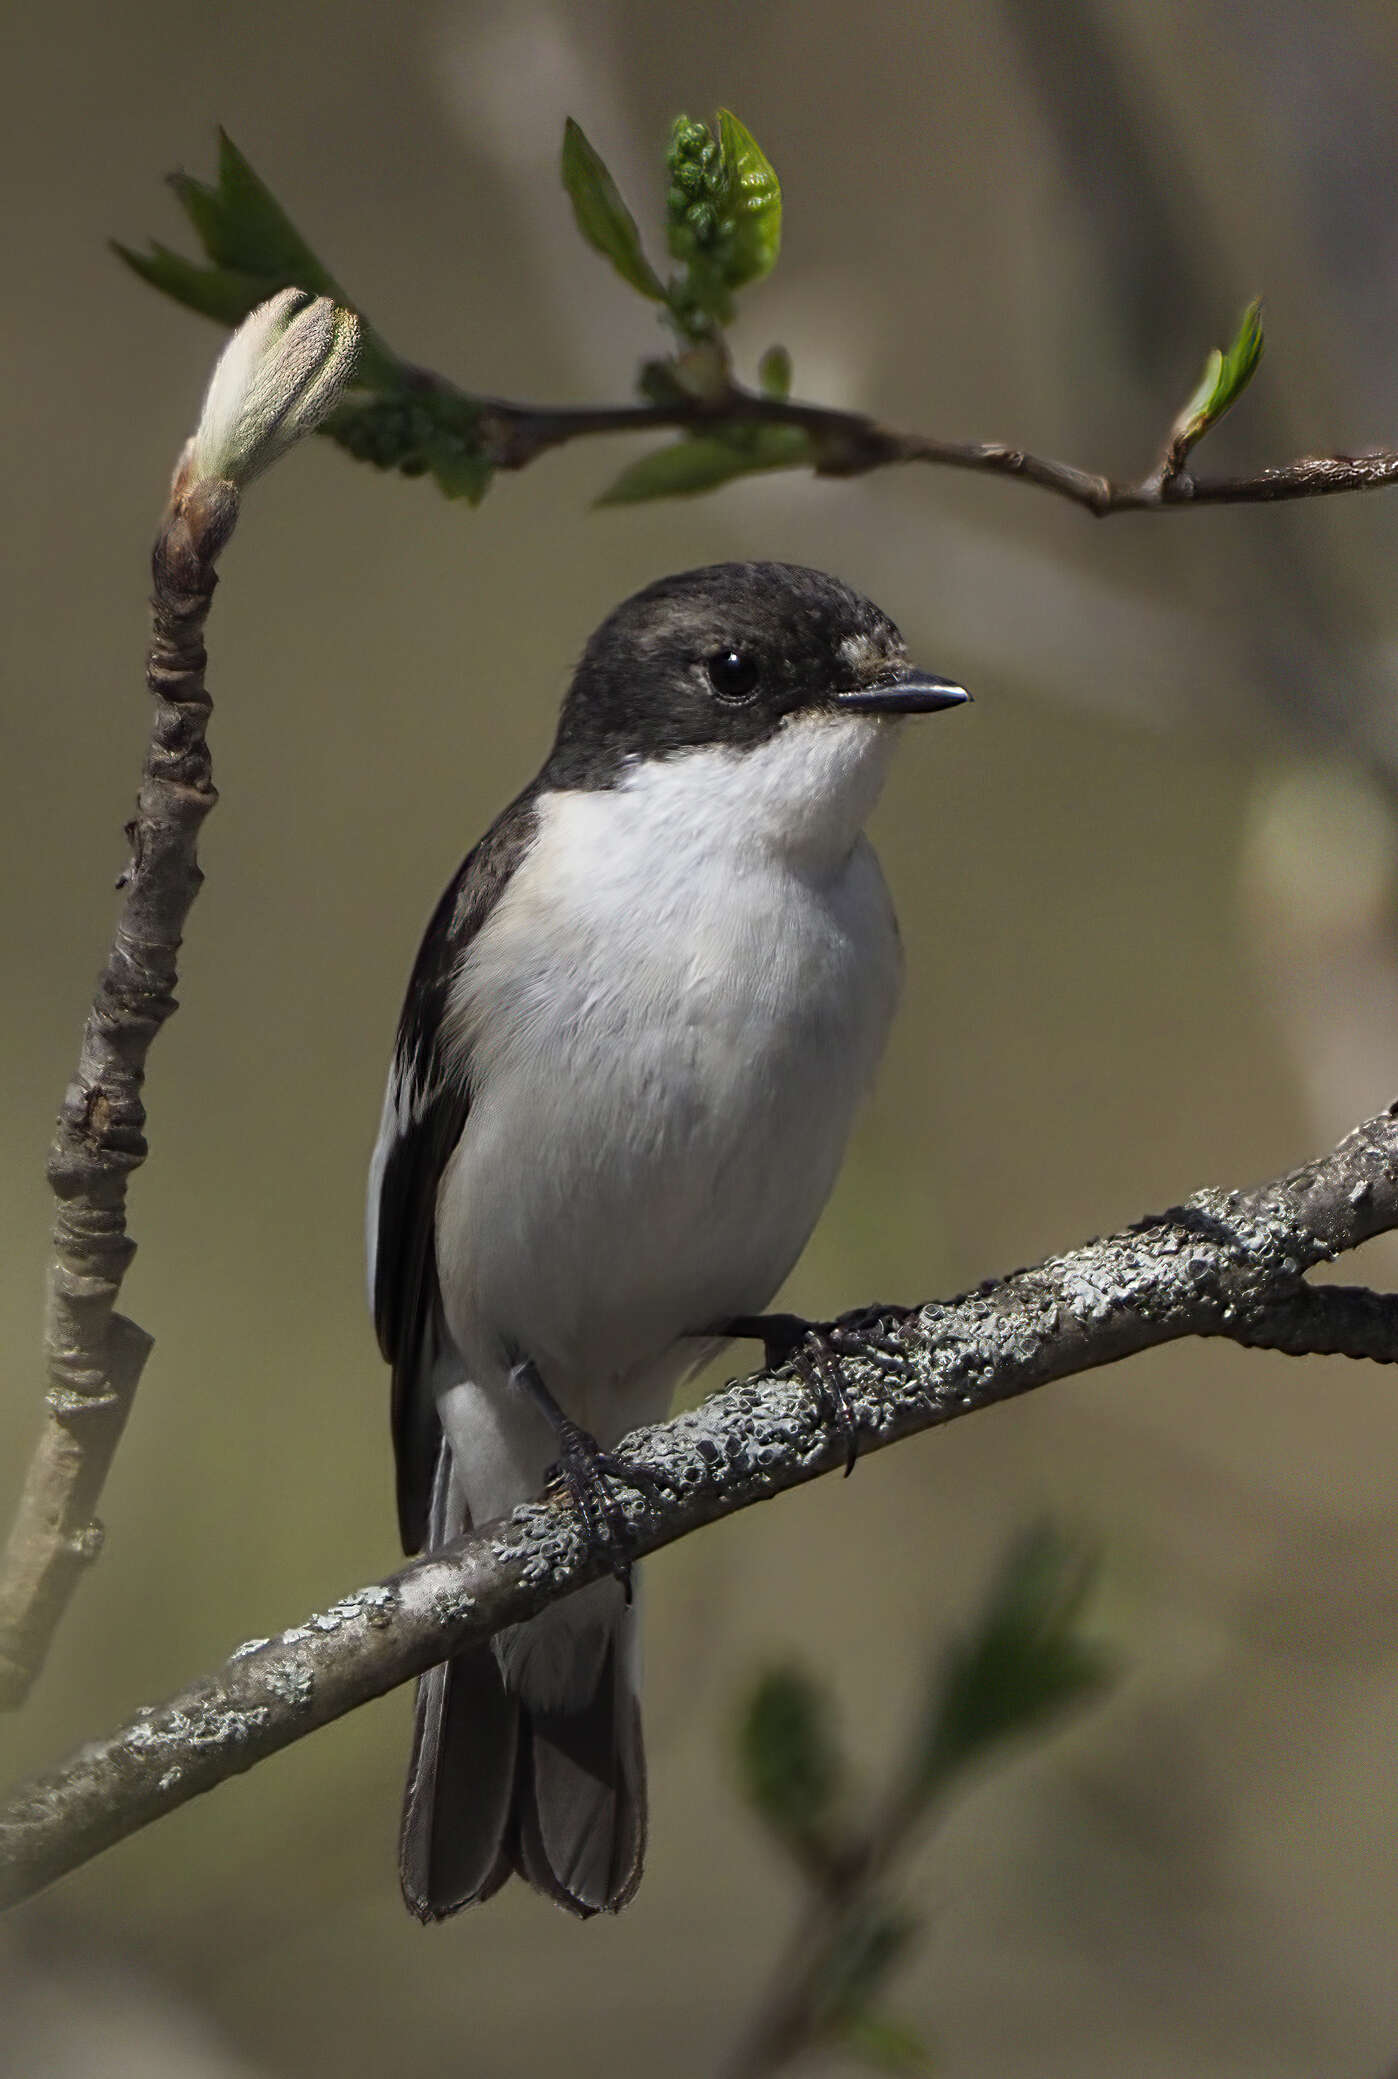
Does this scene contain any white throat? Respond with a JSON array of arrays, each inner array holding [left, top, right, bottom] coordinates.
[[614, 708, 898, 876]]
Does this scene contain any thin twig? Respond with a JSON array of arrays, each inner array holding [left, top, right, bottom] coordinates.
[[3, 1103, 1397, 1908], [457, 376, 1398, 516], [0, 293, 360, 1714], [0, 477, 238, 1712]]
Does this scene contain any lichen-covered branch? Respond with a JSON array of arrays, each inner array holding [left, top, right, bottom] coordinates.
[[3, 1103, 1396, 1909], [0, 294, 360, 1713]]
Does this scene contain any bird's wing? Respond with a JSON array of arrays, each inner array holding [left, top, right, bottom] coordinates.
[[369, 788, 541, 1552]]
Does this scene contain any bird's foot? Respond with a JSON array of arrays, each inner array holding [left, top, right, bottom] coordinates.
[[544, 1419, 636, 1594], [824, 1301, 918, 1379], [719, 1305, 917, 1477], [525, 1359, 673, 1604]]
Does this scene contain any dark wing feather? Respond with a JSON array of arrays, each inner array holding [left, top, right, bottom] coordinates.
[[369, 788, 541, 1552]]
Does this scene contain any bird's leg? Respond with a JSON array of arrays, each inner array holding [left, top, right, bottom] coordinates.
[[717, 1306, 917, 1477], [719, 1312, 813, 1372], [511, 1359, 672, 1599]]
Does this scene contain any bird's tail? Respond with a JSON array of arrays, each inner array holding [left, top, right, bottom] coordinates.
[[398, 1448, 646, 1920]]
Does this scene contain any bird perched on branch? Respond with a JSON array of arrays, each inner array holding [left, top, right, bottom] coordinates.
[[368, 561, 968, 1919]]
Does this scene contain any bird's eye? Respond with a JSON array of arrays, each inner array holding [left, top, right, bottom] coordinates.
[[706, 648, 761, 702]]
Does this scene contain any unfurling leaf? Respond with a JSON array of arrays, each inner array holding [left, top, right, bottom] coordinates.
[[737, 1665, 843, 1844], [915, 1524, 1113, 1796], [561, 118, 666, 300], [595, 423, 813, 504], [1168, 297, 1264, 460], [716, 108, 782, 289], [664, 109, 782, 336]]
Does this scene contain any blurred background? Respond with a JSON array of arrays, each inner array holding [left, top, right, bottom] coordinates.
[[5, 1, 1398, 2071]]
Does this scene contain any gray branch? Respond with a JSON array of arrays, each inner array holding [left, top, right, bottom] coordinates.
[[3, 1104, 1396, 1911]]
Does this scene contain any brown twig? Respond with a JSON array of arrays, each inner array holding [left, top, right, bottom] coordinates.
[[460, 377, 1398, 517], [3, 1104, 1397, 1908], [0, 477, 238, 1712], [0, 293, 360, 1713]]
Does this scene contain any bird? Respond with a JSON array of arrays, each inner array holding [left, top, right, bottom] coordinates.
[[367, 560, 968, 1921]]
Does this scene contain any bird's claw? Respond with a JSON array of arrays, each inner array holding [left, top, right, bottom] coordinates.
[[717, 1304, 918, 1476], [544, 1420, 672, 1603]]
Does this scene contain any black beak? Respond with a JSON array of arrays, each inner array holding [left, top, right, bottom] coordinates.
[[835, 668, 971, 716]]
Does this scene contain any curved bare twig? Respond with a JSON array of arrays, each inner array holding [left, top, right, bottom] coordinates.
[[0, 477, 236, 1712], [0, 295, 360, 1713]]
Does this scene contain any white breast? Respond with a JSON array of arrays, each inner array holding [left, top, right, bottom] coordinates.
[[436, 712, 905, 1420]]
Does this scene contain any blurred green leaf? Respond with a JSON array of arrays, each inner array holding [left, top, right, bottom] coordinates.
[[596, 422, 813, 503], [758, 343, 793, 398], [1170, 297, 1264, 456], [738, 1665, 843, 1844], [427, 446, 494, 504], [841, 2013, 936, 2075], [561, 117, 666, 300], [716, 108, 782, 289], [636, 355, 691, 407], [916, 1525, 1113, 1796], [815, 1905, 919, 2030]]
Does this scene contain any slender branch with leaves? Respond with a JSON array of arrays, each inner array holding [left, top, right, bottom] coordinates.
[[731, 1528, 1111, 2076], [115, 119, 1394, 517]]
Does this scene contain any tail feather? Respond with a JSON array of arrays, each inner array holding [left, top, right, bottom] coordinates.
[[400, 1645, 519, 1919], [514, 1632, 647, 1918], [399, 1443, 646, 1920]]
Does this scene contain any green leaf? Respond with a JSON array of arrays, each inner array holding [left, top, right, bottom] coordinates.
[[841, 2014, 936, 2075], [427, 443, 494, 504], [758, 343, 793, 398], [561, 118, 666, 300], [1170, 297, 1264, 455], [118, 130, 353, 350], [596, 423, 813, 504], [112, 241, 276, 328], [737, 1666, 843, 1842], [320, 392, 492, 503], [916, 1525, 1113, 1796], [716, 108, 782, 288], [177, 130, 340, 292]]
